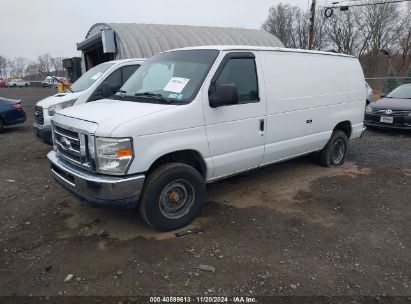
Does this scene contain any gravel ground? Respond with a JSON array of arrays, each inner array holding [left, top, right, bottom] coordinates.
[[0, 87, 410, 297]]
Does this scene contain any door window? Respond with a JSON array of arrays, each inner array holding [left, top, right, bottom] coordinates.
[[214, 57, 259, 104]]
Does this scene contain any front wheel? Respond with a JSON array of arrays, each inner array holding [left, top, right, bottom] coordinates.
[[139, 162, 205, 231], [0, 119, 3, 133], [318, 130, 348, 167]]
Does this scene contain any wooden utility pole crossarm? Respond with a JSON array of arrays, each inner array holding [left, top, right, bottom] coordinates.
[[308, 0, 316, 50]]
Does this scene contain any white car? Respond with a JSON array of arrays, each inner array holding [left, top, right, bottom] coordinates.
[[33, 58, 145, 143], [48, 45, 366, 231], [6, 79, 30, 88]]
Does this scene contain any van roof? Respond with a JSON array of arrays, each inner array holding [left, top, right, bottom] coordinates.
[[166, 45, 356, 58], [106, 58, 146, 64]]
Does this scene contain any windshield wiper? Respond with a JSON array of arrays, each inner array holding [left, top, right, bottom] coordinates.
[[134, 92, 172, 103], [118, 89, 127, 98]]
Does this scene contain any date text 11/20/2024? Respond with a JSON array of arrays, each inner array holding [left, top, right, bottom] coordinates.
[[149, 296, 257, 303]]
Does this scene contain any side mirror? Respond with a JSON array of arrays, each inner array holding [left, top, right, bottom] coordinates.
[[209, 84, 238, 108]]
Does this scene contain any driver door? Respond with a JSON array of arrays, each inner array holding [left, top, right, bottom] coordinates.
[[203, 51, 266, 179]]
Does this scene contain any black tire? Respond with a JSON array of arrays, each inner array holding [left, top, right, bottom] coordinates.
[[139, 162, 205, 231], [0, 119, 3, 133], [13, 84, 16, 88], [318, 130, 348, 167], [25, 83, 28, 87]]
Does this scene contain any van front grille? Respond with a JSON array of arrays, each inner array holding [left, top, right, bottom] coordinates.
[[34, 106, 44, 125], [372, 109, 410, 117], [54, 125, 90, 168]]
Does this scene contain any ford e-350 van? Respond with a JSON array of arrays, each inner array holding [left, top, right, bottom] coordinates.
[[33, 58, 145, 143], [48, 46, 366, 231]]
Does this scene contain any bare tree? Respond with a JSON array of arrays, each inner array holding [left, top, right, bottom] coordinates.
[[50, 57, 63, 73], [360, 1, 399, 74], [7, 59, 17, 78], [14, 57, 29, 78], [394, 7, 411, 72], [263, 4, 330, 50], [312, 9, 329, 51], [25, 61, 43, 80], [37, 53, 53, 74], [262, 4, 309, 49], [325, 9, 366, 55], [0, 55, 7, 79]]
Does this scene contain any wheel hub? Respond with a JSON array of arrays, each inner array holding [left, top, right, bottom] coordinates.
[[159, 180, 195, 219], [331, 138, 345, 164]]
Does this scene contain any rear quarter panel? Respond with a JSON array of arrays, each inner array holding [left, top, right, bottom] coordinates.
[[259, 51, 365, 164]]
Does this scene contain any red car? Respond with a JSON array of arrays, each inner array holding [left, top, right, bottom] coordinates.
[[0, 79, 7, 88]]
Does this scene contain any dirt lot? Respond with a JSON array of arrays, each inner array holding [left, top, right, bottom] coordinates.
[[0, 87, 410, 297]]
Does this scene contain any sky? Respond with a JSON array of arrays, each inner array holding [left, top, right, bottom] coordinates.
[[0, 0, 310, 60]]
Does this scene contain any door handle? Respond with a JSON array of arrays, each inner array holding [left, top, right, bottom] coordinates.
[[259, 119, 265, 132], [306, 119, 313, 124]]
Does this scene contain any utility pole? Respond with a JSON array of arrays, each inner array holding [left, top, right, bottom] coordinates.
[[308, 0, 316, 50]]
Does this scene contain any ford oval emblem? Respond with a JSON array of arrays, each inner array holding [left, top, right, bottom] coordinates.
[[59, 137, 71, 151]]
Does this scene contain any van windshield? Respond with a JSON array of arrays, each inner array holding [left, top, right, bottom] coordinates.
[[69, 63, 114, 93], [117, 49, 219, 104]]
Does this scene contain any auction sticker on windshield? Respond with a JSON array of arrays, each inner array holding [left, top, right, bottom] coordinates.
[[164, 77, 190, 93]]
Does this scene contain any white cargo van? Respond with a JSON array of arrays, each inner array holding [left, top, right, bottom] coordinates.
[[48, 46, 366, 231], [33, 59, 145, 143]]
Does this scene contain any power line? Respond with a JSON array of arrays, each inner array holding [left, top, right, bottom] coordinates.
[[325, 0, 411, 8], [323, 0, 411, 18]]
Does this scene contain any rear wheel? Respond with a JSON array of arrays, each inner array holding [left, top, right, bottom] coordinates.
[[139, 162, 205, 231], [318, 130, 348, 167], [0, 119, 4, 132], [25, 83, 28, 87]]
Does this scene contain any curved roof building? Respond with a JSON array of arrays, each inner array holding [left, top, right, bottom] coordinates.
[[77, 23, 283, 69]]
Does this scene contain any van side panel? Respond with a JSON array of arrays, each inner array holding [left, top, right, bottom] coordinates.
[[259, 51, 365, 165]]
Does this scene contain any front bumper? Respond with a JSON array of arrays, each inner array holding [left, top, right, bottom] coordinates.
[[364, 120, 411, 130], [33, 123, 52, 143], [364, 113, 411, 130], [47, 151, 145, 208]]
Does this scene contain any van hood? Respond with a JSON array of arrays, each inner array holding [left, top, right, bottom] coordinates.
[[36, 91, 83, 108], [56, 99, 176, 135]]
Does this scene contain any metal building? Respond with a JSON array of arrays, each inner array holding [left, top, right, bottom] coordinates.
[[77, 23, 283, 70]]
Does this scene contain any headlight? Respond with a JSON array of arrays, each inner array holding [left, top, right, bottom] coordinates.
[[95, 137, 134, 175], [365, 105, 373, 113], [48, 99, 77, 116]]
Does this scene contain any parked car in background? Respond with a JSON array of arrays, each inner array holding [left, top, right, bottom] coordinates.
[[365, 83, 411, 130], [6, 79, 30, 88], [33, 58, 145, 144], [48, 46, 366, 231], [0, 79, 7, 88], [42, 76, 69, 88], [0, 97, 26, 132]]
